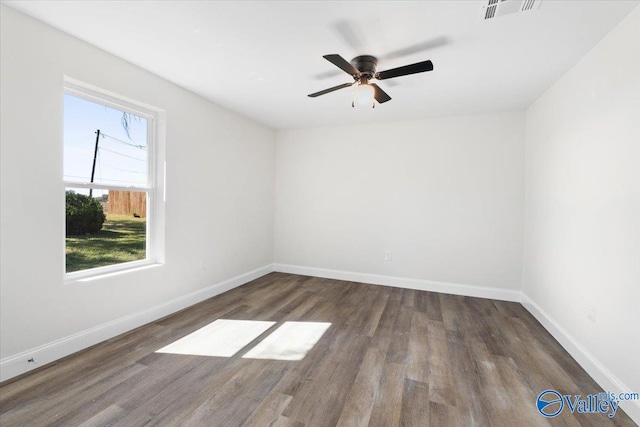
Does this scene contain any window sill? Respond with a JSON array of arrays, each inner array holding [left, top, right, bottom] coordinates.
[[64, 260, 163, 284]]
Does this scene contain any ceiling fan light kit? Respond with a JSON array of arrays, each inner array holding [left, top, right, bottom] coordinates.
[[353, 83, 375, 108], [308, 53, 434, 108]]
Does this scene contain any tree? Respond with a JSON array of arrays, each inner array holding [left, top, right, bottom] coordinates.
[[65, 191, 106, 235]]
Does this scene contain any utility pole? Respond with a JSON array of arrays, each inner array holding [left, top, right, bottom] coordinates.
[[89, 129, 100, 198]]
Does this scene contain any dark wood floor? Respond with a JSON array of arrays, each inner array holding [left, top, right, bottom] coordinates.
[[0, 273, 635, 426]]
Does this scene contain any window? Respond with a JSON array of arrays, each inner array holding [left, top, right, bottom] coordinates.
[[63, 81, 162, 277]]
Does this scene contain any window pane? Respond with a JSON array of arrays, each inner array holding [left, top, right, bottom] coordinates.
[[64, 94, 148, 187], [65, 188, 147, 273]]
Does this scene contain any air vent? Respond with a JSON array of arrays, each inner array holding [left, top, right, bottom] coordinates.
[[480, 0, 542, 21]]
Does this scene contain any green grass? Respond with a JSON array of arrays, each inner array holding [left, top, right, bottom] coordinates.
[[66, 214, 146, 273]]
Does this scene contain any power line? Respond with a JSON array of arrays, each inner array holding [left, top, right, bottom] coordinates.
[[99, 146, 146, 162], [101, 162, 145, 174], [97, 149, 102, 181], [64, 175, 146, 184], [97, 177, 146, 184], [101, 133, 147, 150], [64, 174, 92, 180]]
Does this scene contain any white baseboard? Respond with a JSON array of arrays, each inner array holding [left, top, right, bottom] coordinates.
[[521, 293, 640, 424], [273, 263, 521, 302], [0, 264, 274, 383]]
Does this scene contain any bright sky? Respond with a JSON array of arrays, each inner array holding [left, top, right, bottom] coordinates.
[[63, 93, 148, 195]]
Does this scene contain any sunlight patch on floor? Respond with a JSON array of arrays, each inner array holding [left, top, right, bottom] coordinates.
[[156, 319, 275, 357], [242, 321, 331, 361]]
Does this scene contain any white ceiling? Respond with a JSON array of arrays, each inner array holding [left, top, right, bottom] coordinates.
[[5, 1, 638, 130]]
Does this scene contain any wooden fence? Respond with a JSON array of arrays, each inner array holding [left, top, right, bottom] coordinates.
[[107, 190, 147, 218]]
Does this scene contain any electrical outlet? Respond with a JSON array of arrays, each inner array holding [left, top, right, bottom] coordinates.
[[587, 305, 596, 323], [384, 251, 392, 261]]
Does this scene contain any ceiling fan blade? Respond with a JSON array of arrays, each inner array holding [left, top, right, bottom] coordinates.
[[313, 69, 344, 80], [308, 82, 354, 98], [323, 54, 360, 76], [333, 20, 368, 52], [375, 60, 434, 80], [381, 37, 449, 61], [370, 83, 391, 104]]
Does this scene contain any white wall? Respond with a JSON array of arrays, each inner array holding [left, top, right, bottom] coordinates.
[[523, 4, 640, 417], [0, 5, 275, 379], [275, 113, 525, 293], [3, 5, 638, 422]]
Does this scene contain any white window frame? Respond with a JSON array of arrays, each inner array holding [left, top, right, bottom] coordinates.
[[63, 79, 165, 281]]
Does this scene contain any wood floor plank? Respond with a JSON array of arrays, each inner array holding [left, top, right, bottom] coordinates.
[[425, 291, 443, 322], [370, 287, 402, 356], [0, 363, 147, 426], [368, 362, 406, 427], [401, 288, 415, 308], [400, 379, 430, 427], [357, 290, 390, 337], [272, 415, 306, 427], [283, 334, 370, 426], [425, 331, 456, 407], [335, 347, 385, 427], [429, 400, 465, 427], [77, 404, 126, 427], [177, 360, 289, 427], [1, 273, 636, 427], [241, 392, 292, 427], [111, 357, 249, 426], [384, 306, 412, 364], [407, 310, 430, 384]]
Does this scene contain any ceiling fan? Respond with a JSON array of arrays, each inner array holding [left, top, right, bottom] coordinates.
[[308, 54, 434, 107]]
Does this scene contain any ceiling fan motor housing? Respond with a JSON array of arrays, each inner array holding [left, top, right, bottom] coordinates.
[[351, 55, 378, 80]]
